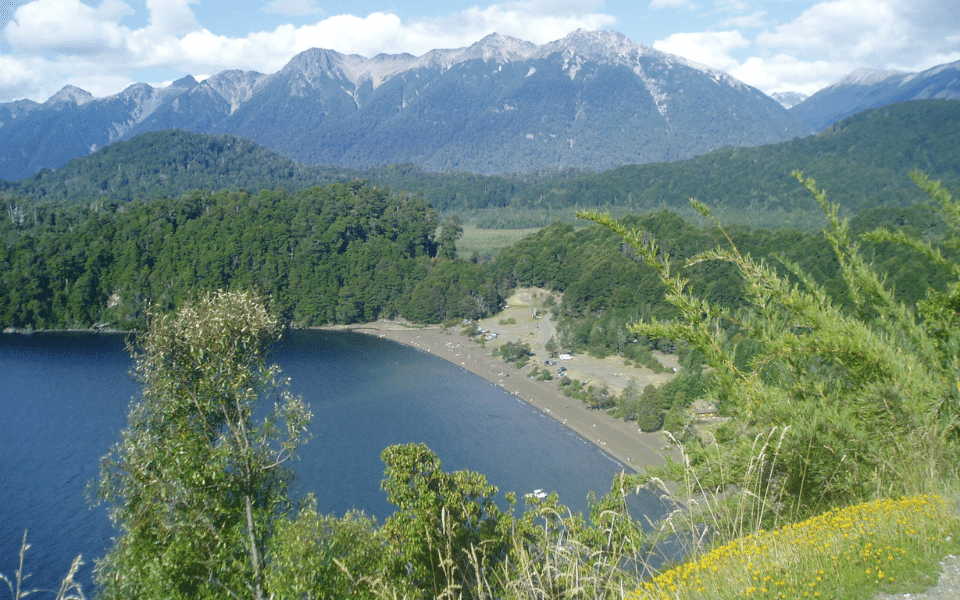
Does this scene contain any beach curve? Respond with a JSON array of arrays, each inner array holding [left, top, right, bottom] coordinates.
[[322, 317, 679, 477]]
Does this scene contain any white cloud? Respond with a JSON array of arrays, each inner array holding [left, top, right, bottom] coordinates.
[[143, 0, 202, 38], [5, 0, 134, 54], [649, 0, 695, 9], [0, 0, 618, 101], [0, 54, 43, 95], [654, 30, 749, 72], [717, 10, 769, 29], [757, 0, 960, 72], [757, 0, 903, 62], [650, 0, 960, 95], [732, 54, 850, 96], [261, 0, 323, 18]]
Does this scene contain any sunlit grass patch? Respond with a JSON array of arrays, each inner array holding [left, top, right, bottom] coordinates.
[[456, 224, 541, 259], [631, 495, 960, 600]]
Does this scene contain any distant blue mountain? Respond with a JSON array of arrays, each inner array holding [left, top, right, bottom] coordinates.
[[0, 30, 812, 180], [791, 61, 960, 131]]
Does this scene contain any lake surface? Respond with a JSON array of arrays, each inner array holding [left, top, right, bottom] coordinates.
[[0, 330, 669, 594]]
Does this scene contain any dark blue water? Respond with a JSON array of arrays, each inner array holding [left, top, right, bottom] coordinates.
[[0, 330, 668, 595]]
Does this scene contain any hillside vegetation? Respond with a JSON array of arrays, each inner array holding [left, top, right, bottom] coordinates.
[[4, 177, 951, 353], [0, 182, 498, 330], [0, 130, 361, 204], [452, 99, 960, 219], [11, 172, 956, 600], [3, 100, 959, 230]]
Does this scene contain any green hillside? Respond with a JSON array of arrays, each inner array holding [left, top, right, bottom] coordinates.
[[0, 130, 361, 204], [368, 99, 960, 221], [0, 182, 497, 330], [504, 99, 960, 214], [3, 100, 958, 228]]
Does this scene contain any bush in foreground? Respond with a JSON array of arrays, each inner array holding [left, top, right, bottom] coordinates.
[[582, 170, 960, 531]]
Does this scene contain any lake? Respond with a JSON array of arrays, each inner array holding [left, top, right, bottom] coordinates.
[[0, 330, 669, 594]]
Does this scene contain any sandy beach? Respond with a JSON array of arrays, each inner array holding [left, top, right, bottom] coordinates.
[[324, 289, 680, 476]]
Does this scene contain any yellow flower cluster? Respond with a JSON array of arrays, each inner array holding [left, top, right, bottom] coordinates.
[[630, 495, 957, 600]]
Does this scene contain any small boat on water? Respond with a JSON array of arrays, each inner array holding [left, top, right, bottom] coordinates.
[[525, 488, 548, 500]]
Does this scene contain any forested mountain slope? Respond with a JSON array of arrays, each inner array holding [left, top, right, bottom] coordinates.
[[0, 183, 498, 330], [480, 99, 960, 216], [4, 100, 956, 222], [0, 130, 360, 204]]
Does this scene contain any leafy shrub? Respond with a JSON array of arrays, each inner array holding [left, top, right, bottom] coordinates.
[[582, 170, 960, 530], [493, 340, 533, 364], [636, 384, 664, 432]]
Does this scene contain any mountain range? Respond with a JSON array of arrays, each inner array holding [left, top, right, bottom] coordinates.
[[0, 30, 812, 180], [6, 99, 958, 223], [790, 60, 960, 131]]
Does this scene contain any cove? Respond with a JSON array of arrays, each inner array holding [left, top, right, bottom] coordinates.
[[0, 330, 670, 593]]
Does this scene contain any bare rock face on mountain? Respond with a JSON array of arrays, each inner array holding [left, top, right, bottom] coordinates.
[[791, 62, 960, 131], [0, 30, 813, 180], [770, 91, 808, 109]]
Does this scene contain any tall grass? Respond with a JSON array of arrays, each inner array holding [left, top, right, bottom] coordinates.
[[346, 429, 959, 600], [0, 531, 85, 600], [456, 224, 542, 259]]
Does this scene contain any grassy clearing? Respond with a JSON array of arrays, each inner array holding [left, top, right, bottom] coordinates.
[[631, 494, 960, 600], [452, 203, 829, 262], [456, 224, 542, 259]]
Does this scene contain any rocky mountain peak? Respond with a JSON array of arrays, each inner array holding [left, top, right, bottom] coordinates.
[[771, 91, 809, 109], [44, 85, 94, 108], [170, 75, 199, 89], [0, 29, 816, 180], [459, 32, 536, 62], [279, 47, 352, 83], [201, 70, 268, 113], [537, 29, 659, 63], [832, 67, 903, 87], [791, 60, 960, 131]]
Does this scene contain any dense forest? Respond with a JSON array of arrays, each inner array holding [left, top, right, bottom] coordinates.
[[493, 203, 954, 358], [0, 182, 501, 329], [4, 100, 959, 230], [0, 130, 362, 204], [3, 175, 953, 372]]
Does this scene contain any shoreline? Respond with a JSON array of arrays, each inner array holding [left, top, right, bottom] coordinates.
[[3, 321, 678, 477], [322, 320, 678, 476]]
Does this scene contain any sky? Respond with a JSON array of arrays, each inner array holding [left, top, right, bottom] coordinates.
[[0, 0, 958, 103]]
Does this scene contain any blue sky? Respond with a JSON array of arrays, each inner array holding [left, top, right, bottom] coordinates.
[[0, 0, 957, 102]]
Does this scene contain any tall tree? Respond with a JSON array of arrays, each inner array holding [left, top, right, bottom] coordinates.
[[95, 290, 311, 600], [379, 443, 515, 600]]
